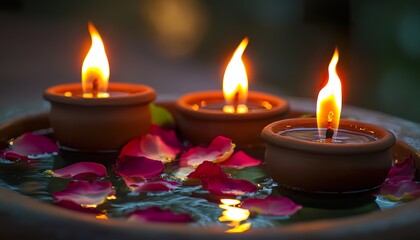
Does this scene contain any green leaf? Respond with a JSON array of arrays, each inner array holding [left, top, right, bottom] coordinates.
[[150, 103, 175, 127]]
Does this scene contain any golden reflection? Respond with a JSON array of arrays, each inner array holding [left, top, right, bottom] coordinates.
[[219, 198, 251, 233]]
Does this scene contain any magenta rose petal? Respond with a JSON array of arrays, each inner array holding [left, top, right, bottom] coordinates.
[[46, 162, 107, 180], [115, 155, 164, 179], [127, 207, 193, 223], [52, 180, 115, 207], [119, 134, 179, 163], [0, 133, 59, 161], [380, 180, 420, 201], [150, 125, 183, 149], [241, 196, 302, 216], [180, 136, 235, 167], [203, 176, 257, 196], [220, 151, 262, 169], [387, 155, 416, 184], [130, 180, 180, 193], [187, 161, 228, 179]]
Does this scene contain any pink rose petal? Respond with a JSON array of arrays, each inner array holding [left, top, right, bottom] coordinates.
[[150, 125, 184, 149], [47, 162, 107, 180], [127, 207, 193, 223], [203, 176, 258, 196], [241, 196, 302, 216], [52, 180, 115, 206], [220, 151, 262, 169], [0, 133, 59, 161], [187, 161, 228, 179], [120, 134, 179, 163], [180, 136, 235, 167], [380, 180, 420, 201], [128, 179, 180, 193], [387, 155, 416, 184], [115, 155, 164, 179]]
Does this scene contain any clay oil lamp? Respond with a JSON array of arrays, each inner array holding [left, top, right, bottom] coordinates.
[[262, 49, 396, 193], [176, 38, 289, 152], [44, 23, 156, 152]]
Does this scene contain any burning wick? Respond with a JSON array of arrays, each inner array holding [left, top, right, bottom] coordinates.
[[325, 111, 335, 143], [92, 78, 98, 98]]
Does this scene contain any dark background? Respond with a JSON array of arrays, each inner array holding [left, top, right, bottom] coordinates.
[[0, 0, 419, 122]]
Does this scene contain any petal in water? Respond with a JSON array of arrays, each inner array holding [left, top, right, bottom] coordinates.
[[150, 125, 184, 150], [115, 155, 164, 179], [52, 180, 115, 207], [220, 151, 262, 169], [241, 196, 302, 216], [387, 155, 416, 184], [187, 161, 228, 179], [380, 180, 420, 201], [180, 136, 235, 167], [127, 207, 193, 223], [0, 133, 59, 161], [128, 179, 179, 193], [203, 176, 257, 196], [46, 162, 107, 180], [119, 134, 179, 163]]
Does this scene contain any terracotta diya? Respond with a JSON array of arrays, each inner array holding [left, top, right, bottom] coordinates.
[[262, 48, 396, 193], [44, 23, 156, 152], [176, 38, 289, 150]]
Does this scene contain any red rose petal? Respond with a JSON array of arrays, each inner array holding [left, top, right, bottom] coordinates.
[[187, 161, 228, 179], [387, 155, 416, 184], [203, 176, 257, 196], [0, 133, 59, 161], [241, 196, 302, 216], [115, 155, 164, 179], [47, 162, 107, 180], [380, 180, 420, 201], [150, 125, 184, 149], [180, 136, 235, 167], [128, 179, 180, 193], [119, 134, 179, 163], [220, 151, 262, 169], [127, 207, 193, 223], [52, 180, 115, 206]]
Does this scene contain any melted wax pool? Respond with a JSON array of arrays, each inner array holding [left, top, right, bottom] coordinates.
[[279, 128, 378, 144]]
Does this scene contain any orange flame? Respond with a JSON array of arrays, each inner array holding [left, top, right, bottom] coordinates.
[[316, 48, 342, 138], [82, 23, 110, 98], [222, 38, 249, 113]]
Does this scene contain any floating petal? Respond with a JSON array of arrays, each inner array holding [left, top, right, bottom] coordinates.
[[115, 155, 164, 179], [0, 133, 59, 161], [387, 155, 416, 184], [380, 180, 420, 201], [150, 125, 184, 149], [127, 206, 193, 223], [187, 161, 228, 179], [220, 151, 262, 169], [180, 136, 235, 167], [47, 162, 107, 180], [203, 176, 257, 196], [52, 180, 115, 207], [241, 196, 302, 216], [120, 134, 179, 163]]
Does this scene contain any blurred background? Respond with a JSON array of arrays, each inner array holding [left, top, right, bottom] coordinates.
[[0, 0, 419, 122]]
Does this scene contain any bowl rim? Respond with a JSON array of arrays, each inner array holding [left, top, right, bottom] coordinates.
[[175, 90, 289, 121], [261, 118, 396, 154]]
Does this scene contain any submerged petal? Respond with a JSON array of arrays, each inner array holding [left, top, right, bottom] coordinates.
[[241, 196, 302, 216], [115, 155, 164, 179], [120, 134, 179, 163], [187, 161, 228, 179], [203, 176, 257, 196], [0, 133, 59, 161], [180, 136, 235, 167], [52, 180, 115, 207], [128, 179, 180, 193], [380, 180, 420, 201], [47, 162, 107, 180], [127, 207, 193, 223], [220, 151, 262, 169]]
